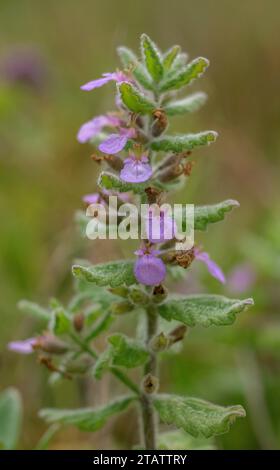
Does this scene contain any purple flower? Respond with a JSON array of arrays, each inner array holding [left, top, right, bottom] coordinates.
[[8, 338, 36, 354], [227, 263, 256, 294], [134, 248, 166, 286], [83, 193, 101, 204], [146, 208, 175, 244], [98, 127, 136, 154], [194, 248, 226, 284], [120, 154, 153, 183], [77, 115, 121, 144], [80, 71, 128, 91]]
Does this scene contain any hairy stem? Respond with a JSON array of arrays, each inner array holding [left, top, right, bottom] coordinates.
[[140, 304, 158, 449]]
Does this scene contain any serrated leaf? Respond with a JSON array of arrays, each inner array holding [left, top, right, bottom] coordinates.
[[194, 199, 240, 231], [160, 57, 209, 93], [108, 333, 149, 368], [151, 131, 217, 152], [0, 388, 22, 449], [165, 92, 207, 116], [163, 45, 181, 70], [117, 46, 154, 90], [118, 82, 155, 114], [17, 300, 49, 321], [72, 260, 136, 287], [98, 171, 147, 194], [140, 34, 163, 82], [158, 294, 254, 327], [153, 394, 245, 438], [39, 396, 135, 432]]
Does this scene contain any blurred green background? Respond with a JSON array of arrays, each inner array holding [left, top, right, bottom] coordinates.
[[1, 0, 280, 449]]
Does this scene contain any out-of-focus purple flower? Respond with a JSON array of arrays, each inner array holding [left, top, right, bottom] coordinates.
[[227, 263, 256, 294], [8, 338, 36, 354], [120, 153, 152, 183], [1, 46, 47, 91], [146, 208, 175, 244], [134, 247, 166, 286], [194, 248, 226, 284], [77, 115, 121, 144], [83, 190, 130, 206], [98, 127, 136, 154], [81, 71, 128, 91]]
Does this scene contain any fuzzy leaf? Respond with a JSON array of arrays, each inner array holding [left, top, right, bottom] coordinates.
[[72, 260, 136, 287], [86, 312, 113, 342], [140, 33, 163, 82], [153, 394, 246, 438], [151, 131, 218, 152], [0, 388, 22, 449], [117, 46, 154, 90], [158, 294, 254, 327], [159, 57, 209, 92], [165, 92, 207, 116], [98, 171, 147, 194], [194, 199, 240, 231], [93, 348, 112, 379], [108, 333, 149, 368], [163, 45, 181, 70], [118, 82, 155, 114], [17, 300, 49, 321], [39, 396, 135, 432]]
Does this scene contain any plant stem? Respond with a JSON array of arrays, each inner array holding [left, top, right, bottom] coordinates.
[[140, 304, 158, 450]]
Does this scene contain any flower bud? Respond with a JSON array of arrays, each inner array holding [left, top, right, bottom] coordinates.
[[33, 334, 69, 355], [141, 373, 159, 394], [73, 312, 85, 332], [111, 300, 134, 315], [151, 109, 168, 137], [157, 162, 183, 182], [168, 324, 188, 344], [128, 287, 149, 305], [144, 187, 162, 205], [149, 332, 169, 352], [109, 286, 130, 298], [152, 284, 168, 304]]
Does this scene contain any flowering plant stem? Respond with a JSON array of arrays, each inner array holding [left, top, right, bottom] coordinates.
[[9, 34, 254, 451]]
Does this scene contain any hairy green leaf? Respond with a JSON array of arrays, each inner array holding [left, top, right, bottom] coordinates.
[[194, 199, 240, 231], [17, 300, 49, 321], [159, 57, 209, 92], [153, 394, 246, 438], [72, 260, 136, 287], [93, 348, 113, 379], [164, 92, 207, 116], [118, 82, 155, 114], [163, 45, 181, 70], [108, 333, 149, 368], [86, 312, 113, 342], [50, 307, 72, 335], [98, 171, 148, 194], [117, 46, 154, 90], [140, 33, 164, 82], [151, 131, 218, 152], [0, 388, 22, 449], [39, 396, 135, 432], [158, 294, 254, 327]]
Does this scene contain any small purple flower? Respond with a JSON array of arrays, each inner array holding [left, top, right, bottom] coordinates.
[[227, 263, 256, 294], [77, 115, 121, 144], [98, 127, 136, 154], [83, 193, 101, 204], [134, 248, 166, 286], [120, 154, 153, 183], [146, 208, 175, 244], [81, 71, 128, 91], [8, 338, 36, 354], [194, 248, 226, 284]]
